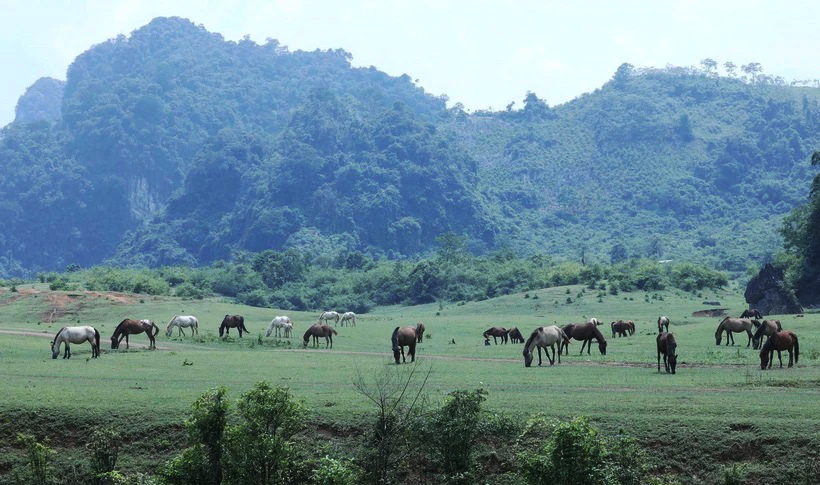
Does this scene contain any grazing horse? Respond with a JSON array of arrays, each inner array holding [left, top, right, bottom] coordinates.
[[569, 322, 608, 355], [714, 317, 754, 347], [559, 323, 578, 355], [339, 312, 357, 327], [611, 320, 634, 338], [657, 316, 670, 334], [760, 331, 799, 369], [165, 315, 199, 337], [52, 326, 100, 359], [588, 317, 603, 326], [219, 315, 249, 337], [523, 326, 571, 367], [392, 323, 424, 364], [302, 323, 337, 348], [752, 320, 782, 350], [656, 332, 677, 374], [483, 327, 509, 345], [317, 311, 341, 326], [111, 319, 158, 350], [508, 327, 525, 344], [265, 316, 293, 338], [741, 309, 763, 319]]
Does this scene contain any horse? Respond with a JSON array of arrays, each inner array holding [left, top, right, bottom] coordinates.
[[714, 317, 754, 347], [611, 320, 634, 338], [523, 326, 571, 367], [265, 316, 293, 338], [111, 319, 158, 350], [508, 327, 525, 344], [741, 308, 763, 319], [392, 323, 424, 364], [52, 326, 100, 359], [339, 312, 357, 327], [657, 316, 670, 334], [317, 311, 341, 326], [165, 315, 199, 337], [483, 327, 509, 345], [303, 323, 337, 348], [559, 323, 578, 355], [569, 322, 607, 355], [656, 332, 677, 374], [760, 331, 799, 369], [219, 315, 248, 337], [752, 319, 782, 350], [588, 317, 603, 326]]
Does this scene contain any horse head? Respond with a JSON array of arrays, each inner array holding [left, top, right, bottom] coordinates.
[[50, 340, 59, 359], [668, 353, 677, 374], [523, 348, 534, 367], [760, 349, 770, 370], [110, 336, 119, 349], [598, 340, 607, 355]]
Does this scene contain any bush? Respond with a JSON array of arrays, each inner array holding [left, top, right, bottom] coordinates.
[[423, 389, 488, 483], [311, 455, 358, 485]]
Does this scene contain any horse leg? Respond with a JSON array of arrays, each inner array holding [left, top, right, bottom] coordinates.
[[64, 343, 70, 359], [788, 349, 794, 368], [726, 331, 733, 346], [547, 346, 555, 365], [179, 327, 186, 337], [777, 350, 783, 368]]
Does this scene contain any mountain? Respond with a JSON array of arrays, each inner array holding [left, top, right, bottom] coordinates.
[[2, 18, 820, 277], [13, 77, 65, 125]]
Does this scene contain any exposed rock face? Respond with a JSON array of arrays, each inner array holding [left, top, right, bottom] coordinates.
[[744, 263, 803, 315], [13, 77, 65, 125]]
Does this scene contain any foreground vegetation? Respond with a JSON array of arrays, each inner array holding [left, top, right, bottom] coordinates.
[[0, 280, 817, 484]]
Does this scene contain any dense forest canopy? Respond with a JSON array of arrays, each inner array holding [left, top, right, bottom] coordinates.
[[2, 16, 820, 277]]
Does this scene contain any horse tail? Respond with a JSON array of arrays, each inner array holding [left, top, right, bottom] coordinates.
[[94, 328, 101, 355], [391, 327, 401, 352], [151, 322, 159, 338], [331, 328, 338, 336], [793, 333, 799, 364], [240, 316, 248, 332]]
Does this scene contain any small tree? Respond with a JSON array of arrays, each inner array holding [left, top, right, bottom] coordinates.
[[223, 382, 304, 485], [88, 427, 121, 484], [424, 389, 488, 482], [13, 433, 53, 485]]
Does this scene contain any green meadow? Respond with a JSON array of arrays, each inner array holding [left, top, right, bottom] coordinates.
[[0, 283, 818, 483]]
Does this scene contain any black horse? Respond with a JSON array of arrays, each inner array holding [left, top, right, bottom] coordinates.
[[219, 314, 249, 337]]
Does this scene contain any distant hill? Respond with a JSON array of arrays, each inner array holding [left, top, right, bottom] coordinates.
[[13, 77, 64, 125], [2, 17, 820, 276]]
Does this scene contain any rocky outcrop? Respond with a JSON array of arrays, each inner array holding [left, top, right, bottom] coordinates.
[[13, 77, 65, 125], [744, 263, 803, 315]]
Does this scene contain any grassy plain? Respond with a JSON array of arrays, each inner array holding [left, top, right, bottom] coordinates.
[[0, 282, 818, 484]]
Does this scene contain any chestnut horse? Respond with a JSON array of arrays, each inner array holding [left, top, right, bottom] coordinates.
[[523, 326, 570, 367], [760, 331, 799, 369], [714, 317, 754, 347], [752, 319, 782, 350], [657, 316, 670, 334], [391, 323, 424, 364], [303, 323, 337, 348], [110, 319, 158, 350], [569, 322, 607, 355], [656, 332, 677, 374], [611, 320, 634, 338], [483, 327, 509, 345], [508, 327, 525, 344], [219, 315, 249, 337]]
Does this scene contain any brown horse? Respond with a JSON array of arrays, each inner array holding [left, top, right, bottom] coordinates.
[[657, 332, 677, 374], [569, 322, 607, 355], [483, 327, 509, 345], [110, 319, 158, 350], [760, 331, 799, 369], [611, 320, 634, 338], [657, 316, 670, 334], [559, 323, 577, 355], [715, 317, 754, 347], [392, 323, 424, 364], [741, 308, 763, 319], [219, 315, 249, 337], [508, 327, 525, 344], [302, 323, 337, 348], [752, 319, 782, 350]]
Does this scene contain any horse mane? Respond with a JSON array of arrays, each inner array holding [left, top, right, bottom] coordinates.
[[590, 323, 605, 341], [391, 326, 400, 351], [113, 319, 130, 335], [167, 316, 178, 330], [523, 327, 540, 352], [52, 326, 67, 342]]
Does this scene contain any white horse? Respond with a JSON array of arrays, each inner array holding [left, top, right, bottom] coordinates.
[[523, 326, 570, 367], [166, 315, 199, 337], [266, 316, 293, 338], [317, 311, 340, 326], [340, 312, 357, 327], [51, 326, 100, 359], [588, 317, 602, 326]]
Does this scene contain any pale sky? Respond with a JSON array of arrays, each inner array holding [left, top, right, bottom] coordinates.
[[2, 0, 820, 127]]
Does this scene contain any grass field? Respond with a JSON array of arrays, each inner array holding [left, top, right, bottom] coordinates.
[[0, 283, 818, 484]]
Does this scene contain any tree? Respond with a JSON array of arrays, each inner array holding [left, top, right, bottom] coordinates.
[[724, 61, 737, 77], [435, 232, 468, 263], [700, 58, 718, 77], [611, 62, 634, 89], [741, 62, 763, 84], [609, 244, 628, 264], [423, 389, 488, 482]]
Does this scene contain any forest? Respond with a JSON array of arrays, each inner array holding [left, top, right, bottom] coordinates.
[[3, 16, 820, 288]]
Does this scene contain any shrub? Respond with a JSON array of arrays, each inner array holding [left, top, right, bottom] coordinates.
[[311, 455, 358, 485]]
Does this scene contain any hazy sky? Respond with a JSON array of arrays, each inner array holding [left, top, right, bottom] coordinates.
[[2, 0, 820, 127]]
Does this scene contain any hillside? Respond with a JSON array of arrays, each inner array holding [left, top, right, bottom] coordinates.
[[2, 18, 820, 276]]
